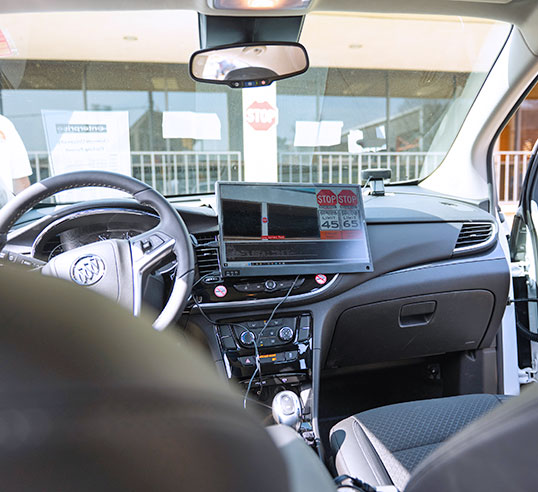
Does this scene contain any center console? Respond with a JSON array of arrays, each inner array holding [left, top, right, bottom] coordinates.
[[193, 181, 372, 436], [216, 313, 313, 415]]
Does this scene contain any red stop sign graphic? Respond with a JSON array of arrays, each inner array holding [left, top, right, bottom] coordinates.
[[245, 101, 278, 131], [338, 189, 358, 207], [317, 190, 337, 206]]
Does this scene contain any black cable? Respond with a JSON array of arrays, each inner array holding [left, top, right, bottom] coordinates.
[[242, 276, 299, 407], [336, 486, 366, 492], [190, 274, 301, 409], [334, 475, 378, 492], [243, 332, 262, 409], [189, 284, 263, 406], [256, 275, 300, 342], [508, 298, 538, 304], [516, 319, 538, 342]]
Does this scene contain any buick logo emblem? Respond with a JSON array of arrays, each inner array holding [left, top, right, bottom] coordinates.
[[70, 255, 105, 286]]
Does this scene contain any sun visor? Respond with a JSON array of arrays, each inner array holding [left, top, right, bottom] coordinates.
[[198, 14, 304, 49]]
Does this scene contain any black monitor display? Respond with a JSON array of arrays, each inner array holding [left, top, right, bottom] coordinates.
[[217, 182, 372, 277]]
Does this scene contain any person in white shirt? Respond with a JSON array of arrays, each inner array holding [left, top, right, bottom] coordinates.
[[0, 114, 32, 195]]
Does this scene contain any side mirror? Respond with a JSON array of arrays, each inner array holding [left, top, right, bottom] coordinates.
[[189, 42, 309, 89]]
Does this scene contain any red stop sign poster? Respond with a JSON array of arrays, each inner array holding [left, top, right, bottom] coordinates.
[[317, 189, 337, 206], [338, 189, 358, 207], [245, 101, 278, 131]]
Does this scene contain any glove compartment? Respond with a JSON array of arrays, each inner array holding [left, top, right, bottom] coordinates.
[[325, 290, 495, 368]]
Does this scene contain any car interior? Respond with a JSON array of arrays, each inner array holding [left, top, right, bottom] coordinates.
[[1, 0, 538, 491]]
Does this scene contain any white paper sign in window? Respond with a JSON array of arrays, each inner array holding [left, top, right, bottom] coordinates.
[[348, 129, 364, 153], [294, 121, 343, 147], [41, 110, 131, 202], [162, 112, 221, 140]]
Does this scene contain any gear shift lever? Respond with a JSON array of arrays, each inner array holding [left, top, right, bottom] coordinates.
[[272, 390, 302, 430]]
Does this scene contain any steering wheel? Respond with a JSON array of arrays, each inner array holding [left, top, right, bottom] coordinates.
[[0, 171, 195, 331]]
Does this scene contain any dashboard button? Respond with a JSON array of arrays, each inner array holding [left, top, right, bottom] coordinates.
[[238, 356, 254, 366], [219, 325, 233, 337], [221, 337, 236, 350], [245, 283, 264, 293], [298, 327, 310, 342], [277, 280, 292, 290], [265, 279, 277, 291], [285, 350, 298, 361], [247, 320, 265, 329], [233, 284, 250, 292], [293, 278, 305, 289], [279, 326, 294, 342], [276, 353, 286, 363]]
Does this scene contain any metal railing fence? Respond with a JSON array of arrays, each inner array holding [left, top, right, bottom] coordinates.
[[27, 150, 531, 204]]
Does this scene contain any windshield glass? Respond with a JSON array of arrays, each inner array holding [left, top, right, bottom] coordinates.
[[0, 11, 509, 200]]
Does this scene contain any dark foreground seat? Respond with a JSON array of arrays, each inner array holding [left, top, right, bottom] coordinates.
[[0, 266, 334, 492]]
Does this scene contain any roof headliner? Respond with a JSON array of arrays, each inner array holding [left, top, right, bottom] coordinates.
[[0, 0, 537, 51]]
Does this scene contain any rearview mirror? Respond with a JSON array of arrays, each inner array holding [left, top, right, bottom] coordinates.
[[189, 42, 309, 89]]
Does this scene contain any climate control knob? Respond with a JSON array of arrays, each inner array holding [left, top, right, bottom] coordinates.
[[240, 330, 255, 346], [278, 326, 294, 342]]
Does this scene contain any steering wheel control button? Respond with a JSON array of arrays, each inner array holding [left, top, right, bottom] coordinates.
[[213, 285, 228, 298], [240, 330, 255, 346], [70, 255, 106, 286], [278, 326, 294, 342], [265, 279, 277, 291], [315, 274, 327, 285], [140, 239, 152, 252]]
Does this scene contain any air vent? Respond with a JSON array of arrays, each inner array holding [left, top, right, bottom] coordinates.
[[454, 222, 496, 254], [194, 232, 220, 276]]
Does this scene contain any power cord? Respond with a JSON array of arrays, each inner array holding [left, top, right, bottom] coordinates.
[[256, 275, 300, 342], [242, 275, 300, 408], [189, 273, 301, 409]]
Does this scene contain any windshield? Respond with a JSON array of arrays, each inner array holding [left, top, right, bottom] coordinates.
[[0, 11, 509, 200]]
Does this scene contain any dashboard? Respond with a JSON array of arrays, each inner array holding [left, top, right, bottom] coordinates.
[[4, 186, 510, 435], [8, 186, 509, 367], [4, 184, 510, 424]]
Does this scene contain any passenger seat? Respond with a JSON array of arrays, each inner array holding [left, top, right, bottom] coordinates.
[[330, 393, 524, 491]]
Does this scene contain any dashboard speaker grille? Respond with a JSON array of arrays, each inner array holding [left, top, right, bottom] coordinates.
[[454, 222, 495, 253], [194, 232, 220, 276]]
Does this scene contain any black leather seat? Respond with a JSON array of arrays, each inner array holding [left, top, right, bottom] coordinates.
[[330, 393, 529, 492]]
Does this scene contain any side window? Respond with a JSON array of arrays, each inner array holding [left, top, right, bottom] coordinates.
[[497, 83, 538, 381], [495, 84, 538, 225]]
